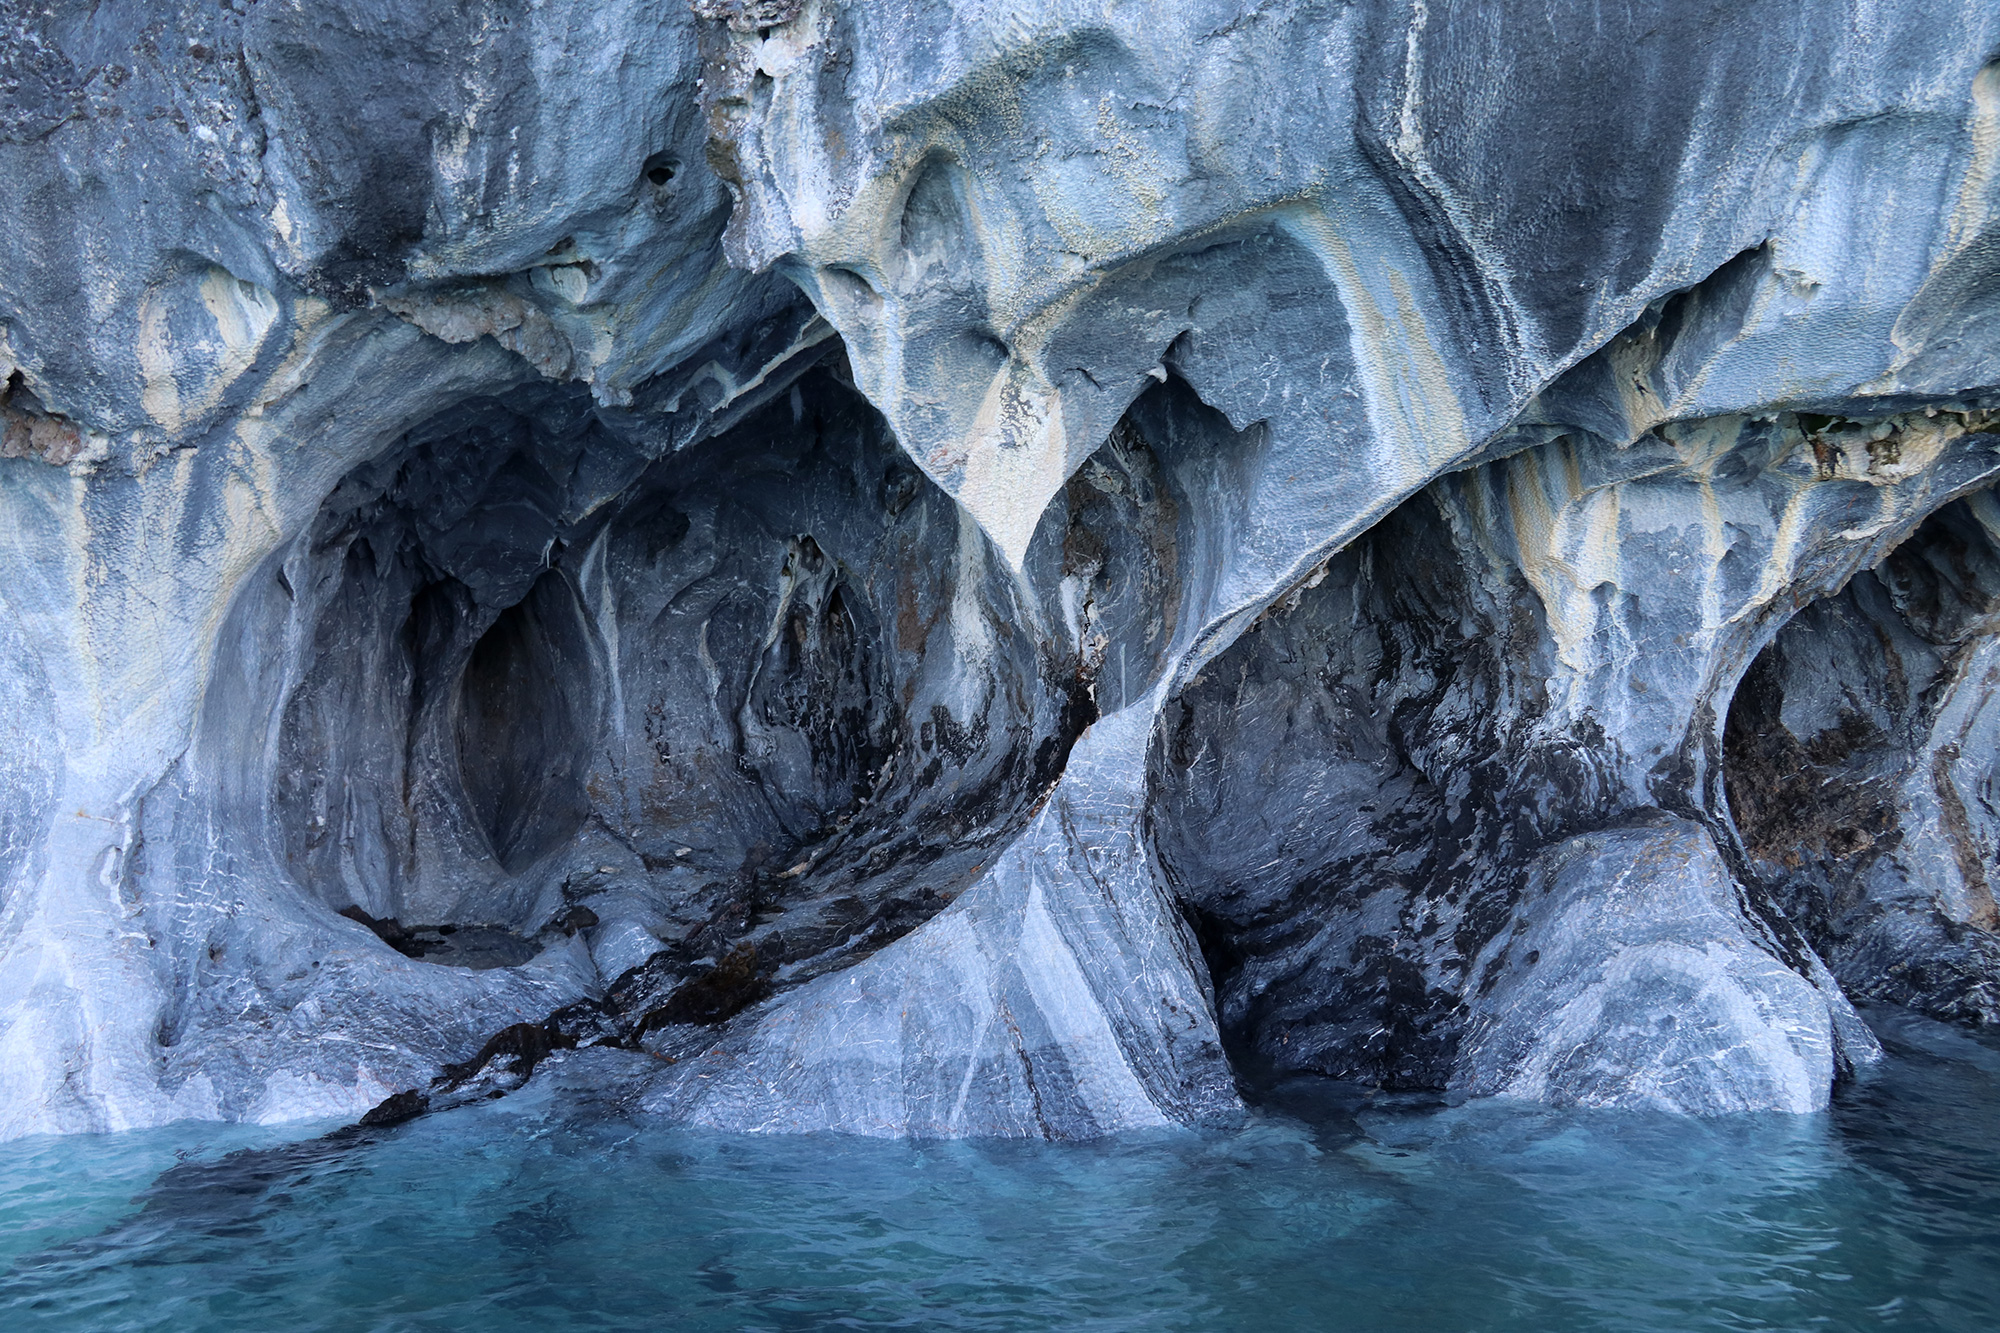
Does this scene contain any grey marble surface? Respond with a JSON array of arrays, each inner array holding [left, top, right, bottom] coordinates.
[[1, 0, 1997, 1138]]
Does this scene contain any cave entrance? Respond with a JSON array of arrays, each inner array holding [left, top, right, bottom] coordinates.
[[259, 362, 1090, 1003], [270, 384, 610, 963], [456, 568, 598, 875], [1722, 490, 2000, 1024]]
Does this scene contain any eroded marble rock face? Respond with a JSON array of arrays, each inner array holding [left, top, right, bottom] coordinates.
[[1729, 489, 2000, 1024], [2, 0, 1999, 1138]]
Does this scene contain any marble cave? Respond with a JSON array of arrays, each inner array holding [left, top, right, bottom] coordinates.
[[5, 6, 2000, 1324]]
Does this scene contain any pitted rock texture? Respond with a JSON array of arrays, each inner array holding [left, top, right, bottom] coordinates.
[[2, 0, 1999, 1139]]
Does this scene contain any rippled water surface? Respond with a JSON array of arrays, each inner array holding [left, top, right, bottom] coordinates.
[[3, 1007, 1995, 1332]]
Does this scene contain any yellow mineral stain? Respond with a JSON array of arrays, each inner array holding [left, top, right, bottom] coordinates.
[[1282, 203, 1470, 488], [1948, 61, 2000, 254], [190, 268, 279, 421], [136, 291, 183, 432]]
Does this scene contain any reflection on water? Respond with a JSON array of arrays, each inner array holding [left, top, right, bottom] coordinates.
[[2, 1006, 1994, 1332]]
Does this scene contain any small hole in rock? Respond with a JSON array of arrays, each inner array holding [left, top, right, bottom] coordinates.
[[643, 154, 679, 188]]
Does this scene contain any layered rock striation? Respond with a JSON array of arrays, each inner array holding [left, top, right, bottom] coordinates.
[[2, 0, 1999, 1137]]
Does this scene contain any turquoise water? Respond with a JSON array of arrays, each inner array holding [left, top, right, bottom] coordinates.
[[2, 1007, 1995, 1332]]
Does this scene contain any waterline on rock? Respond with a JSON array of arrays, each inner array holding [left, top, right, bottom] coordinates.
[[1, 1007, 1992, 1332]]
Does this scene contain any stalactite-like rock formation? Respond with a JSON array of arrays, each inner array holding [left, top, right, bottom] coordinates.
[[2, 0, 1999, 1138]]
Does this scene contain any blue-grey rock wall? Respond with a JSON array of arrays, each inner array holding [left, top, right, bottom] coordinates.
[[1, 0, 1997, 1137]]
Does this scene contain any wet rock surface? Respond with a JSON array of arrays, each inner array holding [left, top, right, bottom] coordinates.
[[2, 1, 2000, 1138]]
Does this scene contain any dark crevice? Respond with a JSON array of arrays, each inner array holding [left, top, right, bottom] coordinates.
[[1150, 493, 1547, 1091], [456, 568, 598, 873]]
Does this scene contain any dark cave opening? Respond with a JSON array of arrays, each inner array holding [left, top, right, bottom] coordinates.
[[270, 385, 605, 942], [455, 568, 599, 875], [1148, 493, 1489, 1091], [1722, 489, 2000, 1024], [248, 356, 1100, 1019]]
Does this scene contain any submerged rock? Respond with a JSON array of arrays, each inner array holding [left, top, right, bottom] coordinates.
[[1, 0, 1998, 1137]]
